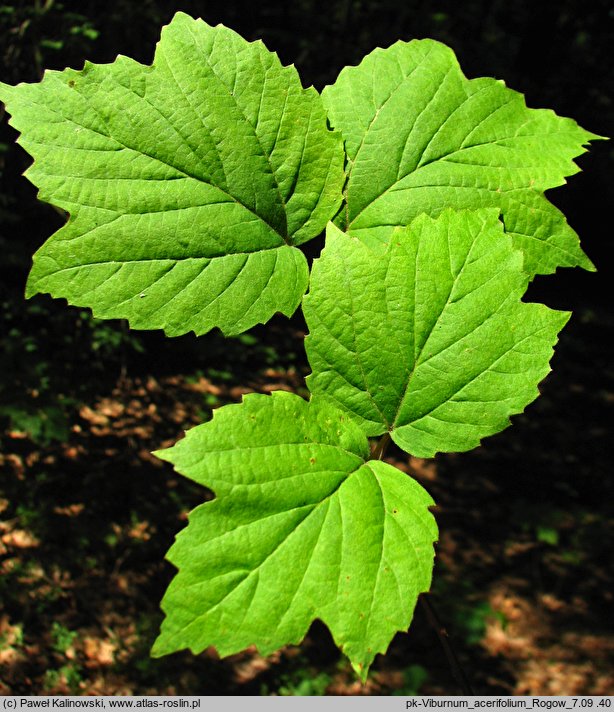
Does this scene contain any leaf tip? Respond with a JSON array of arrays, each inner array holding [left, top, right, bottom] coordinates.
[[24, 279, 38, 301], [0, 81, 13, 103], [351, 660, 370, 684], [150, 633, 171, 659], [151, 447, 171, 463]]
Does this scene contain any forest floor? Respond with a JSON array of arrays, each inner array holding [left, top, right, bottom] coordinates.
[[1, 304, 613, 696]]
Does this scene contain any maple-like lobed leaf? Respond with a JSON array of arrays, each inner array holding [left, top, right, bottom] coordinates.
[[152, 391, 437, 680], [322, 39, 602, 276], [304, 210, 571, 458], [0, 12, 345, 336]]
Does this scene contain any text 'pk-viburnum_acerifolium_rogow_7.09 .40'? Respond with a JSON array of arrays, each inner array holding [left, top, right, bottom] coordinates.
[[0, 11, 604, 681]]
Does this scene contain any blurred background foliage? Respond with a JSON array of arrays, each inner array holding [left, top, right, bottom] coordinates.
[[0, 0, 612, 695]]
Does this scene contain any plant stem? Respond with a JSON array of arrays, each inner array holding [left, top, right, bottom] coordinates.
[[420, 594, 475, 695], [371, 432, 391, 460]]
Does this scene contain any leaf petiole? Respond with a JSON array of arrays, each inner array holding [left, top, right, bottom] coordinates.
[[371, 431, 392, 460]]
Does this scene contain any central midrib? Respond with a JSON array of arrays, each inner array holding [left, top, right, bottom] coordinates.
[[40, 69, 292, 245]]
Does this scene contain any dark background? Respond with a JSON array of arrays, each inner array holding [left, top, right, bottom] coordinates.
[[0, 0, 612, 696]]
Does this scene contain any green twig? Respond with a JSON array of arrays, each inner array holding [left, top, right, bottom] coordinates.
[[371, 432, 391, 460]]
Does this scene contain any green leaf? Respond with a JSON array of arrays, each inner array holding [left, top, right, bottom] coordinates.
[[152, 391, 437, 680], [322, 39, 601, 276], [0, 12, 344, 336], [304, 210, 570, 458]]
